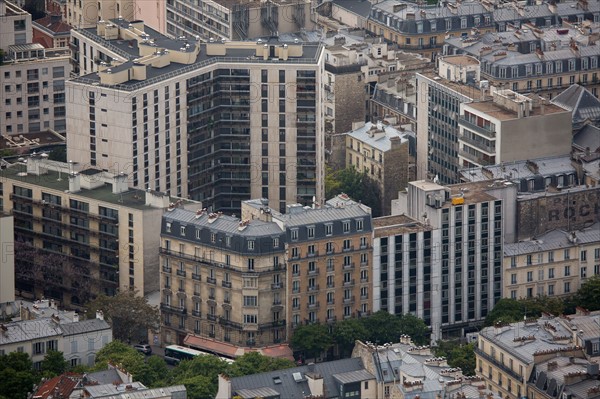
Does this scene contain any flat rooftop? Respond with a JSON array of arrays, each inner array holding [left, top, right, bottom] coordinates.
[[444, 179, 514, 206], [0, 163, 189, 211], [0, 130, 65, 151], [372, 214, 430, 237], [466, 98, 568, 121], [418, 70, 489, 102], [71, 19, 322, 91]]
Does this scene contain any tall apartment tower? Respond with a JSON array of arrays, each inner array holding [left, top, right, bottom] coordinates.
[[0, 0, 71, 135], [387, 179, 517, 340], [416, 55, 484, 184], [66, 19, 324, 215], [0, 155, 195, 308], [166, 0, 315, 41]]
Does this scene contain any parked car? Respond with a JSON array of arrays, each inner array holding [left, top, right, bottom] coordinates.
[[134, 344, 152, 355]]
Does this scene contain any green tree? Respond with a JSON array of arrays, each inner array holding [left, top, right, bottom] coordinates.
[[93, 341, 147, 377], [434, 341, 476, 376], [484, 298, 527, 326], [325, 166, 382, 216], [362, 311, 403, 344], [226, 352, 295, 378], [85, 290, 160, 343], [333, 318, 369, 358], [0, 352, 40, 399], [290, 323, 333, 362], [168, 355, 230, 398], [567, 275, 600, 312], [397, 313, 430, 345], [41, 350, 68, 377], [484, 296, 565, 326]]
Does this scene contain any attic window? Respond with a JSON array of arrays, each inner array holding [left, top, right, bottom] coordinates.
[[273, 376, 282, 384]]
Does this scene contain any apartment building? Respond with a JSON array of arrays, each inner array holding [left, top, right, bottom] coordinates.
[[243, 195, 374, 332], [0, 0, 71, 135], [159, 195, 372, 354], [66, 0, 134, 28], [391, 179, 517, 339], [166, 0, 315, 41], [0, 155, 193, 308], [416, 55, 485, 184], [159, 206, 287, 350], [458, 89, 571, 169], [345, 121, 415, 216], [446, 22, 600, 99], [0, 306, 111, 369], [503, 223, 600, 300], [0, 214, 15, 317], [67, 19, 324, 214], [367, 0, 496, 60], [476, 314, 600, 399], [459, 155, 580, 193]]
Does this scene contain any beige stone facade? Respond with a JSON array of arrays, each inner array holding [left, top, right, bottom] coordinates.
[[504, 224, 600, 299]]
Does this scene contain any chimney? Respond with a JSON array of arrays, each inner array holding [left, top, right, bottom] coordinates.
[[112, 173, 129, 194], [145, 189, 170, 208], [96, 310, 104, 321], [217, 374, 231, 399], [72, 313, 79, 322], [306, 370, 324, 397], [68, 172, 81, 193]]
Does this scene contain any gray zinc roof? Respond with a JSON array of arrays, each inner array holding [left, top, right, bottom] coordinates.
[[0, 318, 62, 345], [346, 122, 410, 152], [278, 204, 371, 227], [552, 84, 600, 127], [164, 208, 284, 237], [229, 357, 366, 399], [60, 319, 111, 336], [504, 222, 600, 256], [332, 0, 373, 18], [333, 369, 375, 384], [574, 124, 600, 151]]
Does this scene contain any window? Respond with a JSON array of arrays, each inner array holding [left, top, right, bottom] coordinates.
[[248, 240, 255, 250], [548, 284, 554, 295], [581, 267, 587, 278], [307, 226, 315, 239], [581, 250, 587, 261], [527, 271, 533, 282], [564, 281, 571, 293], [511, 274, 517, 284], [343, 221, 350, 233], [247, 259, 254, 271], [564, 249, 570, 260], [273, 237, 279, 248], [291, 229, 298, 241], [356, 219, 364, 231], [325, 224, 332, 236], [564, 265, 571, 276], [549, 268, 555, 278], [243, 296, 257, 307]]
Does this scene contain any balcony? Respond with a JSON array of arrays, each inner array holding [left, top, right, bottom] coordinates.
[[307, 250, 319, 257], [206, 277, 216, 285], [192, 273, 201, 281], [343, 296, 355, 304], [474, 348, 523, 383], [307, 268, 319, 276], [326, 316, 337, 323], [458, 116, 496, 139], [307, 301, 320, 309], [246, 339, 256, 347], [192, 310, 201, 317], [161, 304, 186, 314], [459, 150, 495, 166], [207, 314, 217, 321], [343, 279, 356, 287], [209, 332, 216, 338], [342, 245, 354, 252], [459, 134, 496, 154], [307, 284, 320, 292], [176, 269, 186, 277], [271, 283, 283, 290], [327, 299, 335, 305], [222, 281, 232, 288], [360, 278, 369, 284], [219, 318, 243, 329], [343, 263, 355, 270]]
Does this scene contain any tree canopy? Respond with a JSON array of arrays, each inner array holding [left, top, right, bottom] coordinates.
[[226, 351, 295, 378], [325, 166, 382, 216], [566, 275, 600, 312], [484, 296, 565, 326], [0, 352, 40, 399], [333, 318, 369, 358], [86, 290, 160, 343], [41, 350, 68, 378], [433, 341, 476, 376], [290, 323, 334, 362]]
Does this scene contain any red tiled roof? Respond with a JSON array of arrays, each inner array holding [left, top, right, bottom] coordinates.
[[33, 373, 81, 399], [184, 334, 294, 360], [33, 15, 72, 34]]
